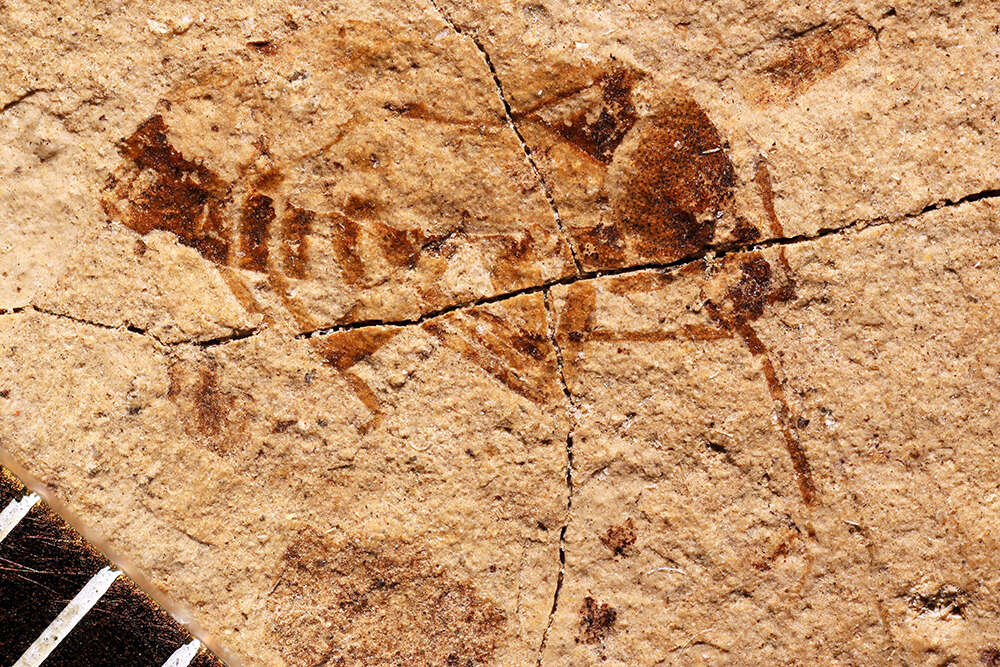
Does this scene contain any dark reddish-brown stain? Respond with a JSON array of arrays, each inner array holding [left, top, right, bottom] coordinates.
[[246, 40, 278, 55], [327, 211, 429, 287], [601, 518, 637, 556], [981, 648, 1000, 666], [486, 228, 559, 292], [529, 68, 639, 165], [754, 160, 784, 238], [280, 204, 313, 279], [755, 20, 873, 104], [518, 65, 737, 270], [252, 168, 283, 192], [731, 217, 762, 243], [273, 529, 506, 666], [106, 115, 231, 264], [168, 360, 242, 456], [328, 212, 366, 285], [575, 223, 625, 269], [317, 328, 400, 435], [193, 364, 225, 438], [578, 596, 617, 644], [612, 96, 736, 267], [342, 194, 379, 219], [557, 170, 816, 505], [379, 224, 423, 271], [754, 160, 796, 275], [706, 251, 815, 504], [319, 329, 400, 371], [728, 255, 778, 319], [238, 192, 274, 272], [422, 298, 560, 406]]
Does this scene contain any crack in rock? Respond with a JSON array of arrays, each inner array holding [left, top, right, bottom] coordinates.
[[426, 0, 583, 274]]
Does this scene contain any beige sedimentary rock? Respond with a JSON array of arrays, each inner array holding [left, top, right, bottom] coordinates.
[[2, 0, 1000, 664]]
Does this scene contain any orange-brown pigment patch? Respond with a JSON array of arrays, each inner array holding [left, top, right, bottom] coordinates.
[[167, 359, 246, 457], [578, 596, 617, 644], [601, 518, 637, 556], [104, 115, 231, 264], [520, 65, 737, 270], [272, 528, 506, 666], [556, 176, 816, 504], [753, 19, 874, 104], [524, 68, 639, 165], [610, 97, 736, 266], [238, 193, 274, 272], [423, 297, 562, 406], [316, 328, 400, 435]]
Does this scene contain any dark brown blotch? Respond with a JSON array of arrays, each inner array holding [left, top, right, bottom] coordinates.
[[343, 194, 380, 219], [424, 298, 561, 405], [541, 68, 639, 164], [578, 596, 617, 644], [280, 204, 313, 279], [193, 365, 225, 438], [609, 96, 736, 267], [378, 223, 424, 270], [319, 328, 400, 371], [106, 115, 231, 265], [726, 253, 797, 321], [167, 359, 244, 456], [600, 518, 637, 556], [575, 223, 625, 269], [756, 20, 873, 103], [981, 648, 1000, 666], [728, 255, 773, 319], [489, 231, 548, 290], [238, 192, 274, 272], [328, 212, 365, 285], [731, 218, 762, 243]]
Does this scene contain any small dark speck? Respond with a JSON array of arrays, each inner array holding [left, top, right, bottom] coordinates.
[[127, 406, 141, 415], [0, 390, 8, 398]]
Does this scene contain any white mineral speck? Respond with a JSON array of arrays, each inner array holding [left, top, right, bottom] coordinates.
[[172, 16, 195, 33], [147, 19, 170, 35]]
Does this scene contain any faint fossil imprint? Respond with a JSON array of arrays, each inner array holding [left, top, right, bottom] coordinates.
[[102, 113, 565, 436], [271, 527, 507, 666], [553, 161, 816, 504], [526, 62, 817, 503], [747, 18, 875, 106], [101, 45, 820, 503], [515, 66, 740, 270]]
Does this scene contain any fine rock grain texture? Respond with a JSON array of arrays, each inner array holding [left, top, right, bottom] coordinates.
[[2, 0, 1000, 665]]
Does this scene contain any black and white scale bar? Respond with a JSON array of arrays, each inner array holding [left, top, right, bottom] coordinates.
[[0, 466, 224, 666]]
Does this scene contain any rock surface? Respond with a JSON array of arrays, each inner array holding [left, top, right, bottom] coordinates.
[[2, 0, 1000, 664]]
